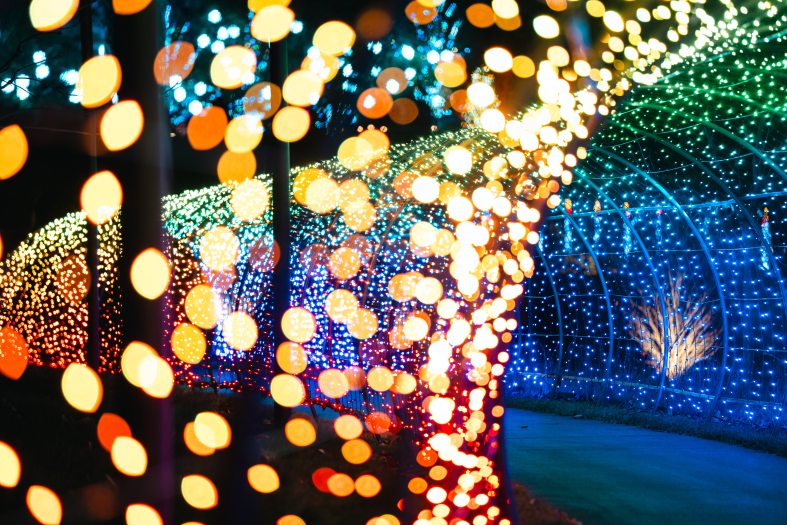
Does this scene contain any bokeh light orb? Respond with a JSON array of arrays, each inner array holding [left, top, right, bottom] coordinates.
[[61, 363, 103, 413], [130, 248, 170, 300], [270, 373, 306, 407], [100, 100, 144, 151], [313, 21, 356, 56], [272, 106, 311, 142], [80, 170, 123, 225], [281, 307, 317, 343], [210, 46, 257, 89], [171, 323, 207, 364], [0, 442, 21, 488], [222, 311, 258, 351], [29, 0, 78, 31], [248, 464, 280, 493], [443, 145, 473, 175], [0, 125, 28, 180], [78, 55, 122, 108], [26, 486, 61, 525], [251, 5, 294, 42]]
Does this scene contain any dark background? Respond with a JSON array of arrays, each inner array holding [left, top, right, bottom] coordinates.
[[0, 0, 593, 253]]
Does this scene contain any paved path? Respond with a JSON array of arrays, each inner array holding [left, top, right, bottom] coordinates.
[[504, 409, 787, 525]]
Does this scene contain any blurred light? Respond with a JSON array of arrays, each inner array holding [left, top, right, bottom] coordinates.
[[97, 413, 132, 452], [100, 100, 144, 151], [444, 145, 473, 175], [0, 125, 28, 180], [491, 0, 519, 19], [0, 442, 21, 488], [78, 54, 122, 108], [112, 0, 152, 15], [251, 5, 294, 43], [111, 436, 147, 476], [181, 475, 218, 510], [248, 464, 280, 493], [484, 47, 513, 72], [26, 486, 61, 525], [125, 504, 162, 525], [222, 311, 258, 351], [29, 0, 78, 31], [194, 412, 231, 449], [533, 14, 560, 38], [210, 40, 225, 54], [313, 20, 356, 56], [189, 100, 204, 115], [61, 363, 103, 413], [272, 106, 310, 142], [130, 248, 170, 300], [35, 64, 49, 79], [284, 417, 317, 446], [467, 82, 496, 108], [61, 69, 79, 85]]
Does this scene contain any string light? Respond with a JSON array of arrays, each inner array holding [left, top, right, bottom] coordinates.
[[507, 29, 787, 423], [1, 1, 785, 524]]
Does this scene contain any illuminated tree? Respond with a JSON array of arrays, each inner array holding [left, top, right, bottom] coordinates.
[[630, 273, 721, 379]]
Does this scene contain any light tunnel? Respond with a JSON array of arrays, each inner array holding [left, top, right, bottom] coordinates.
[[1, 8, 785, 430], [506, 37, 787, 424]]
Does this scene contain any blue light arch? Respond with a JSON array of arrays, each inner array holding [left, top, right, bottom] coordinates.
[[508, 38, 787, 424]]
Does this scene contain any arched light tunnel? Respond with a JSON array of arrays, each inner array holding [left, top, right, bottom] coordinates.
[[2, 10, 786, 428], [506, 38, 787, 424]]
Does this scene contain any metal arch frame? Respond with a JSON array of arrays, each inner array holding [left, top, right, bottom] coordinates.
[[533, 242, 565, 391], [656, 34, 787, 85], [639, 84, 786, 118], [629, 102, 787, 184], [614, 121, 787, 324], [567, 167, 673, 410], [587, 148, 731, 416], [558, 209, 616, 394], [675, 63, 787, 83], [613, 120, 787, 412]]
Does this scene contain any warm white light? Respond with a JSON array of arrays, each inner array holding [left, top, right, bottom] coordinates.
[[480, 109, 505, 133], [533, 15, 560, 38], [443, 146, 473, 175], [466, 82, 496, 108], [412, 176, 440, 203], [483, 47, 513, 73]]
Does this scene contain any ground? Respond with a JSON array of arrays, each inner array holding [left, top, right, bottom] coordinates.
[[506, 397, 787, 458], [0, 368, 571, 524], [504, 409, 787, 525]]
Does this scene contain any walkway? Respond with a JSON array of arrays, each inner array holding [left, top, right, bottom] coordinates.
[[504, 409, 787, 525]]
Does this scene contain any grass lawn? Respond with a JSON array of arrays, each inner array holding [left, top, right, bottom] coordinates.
[[505, 396, 787, 458]]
